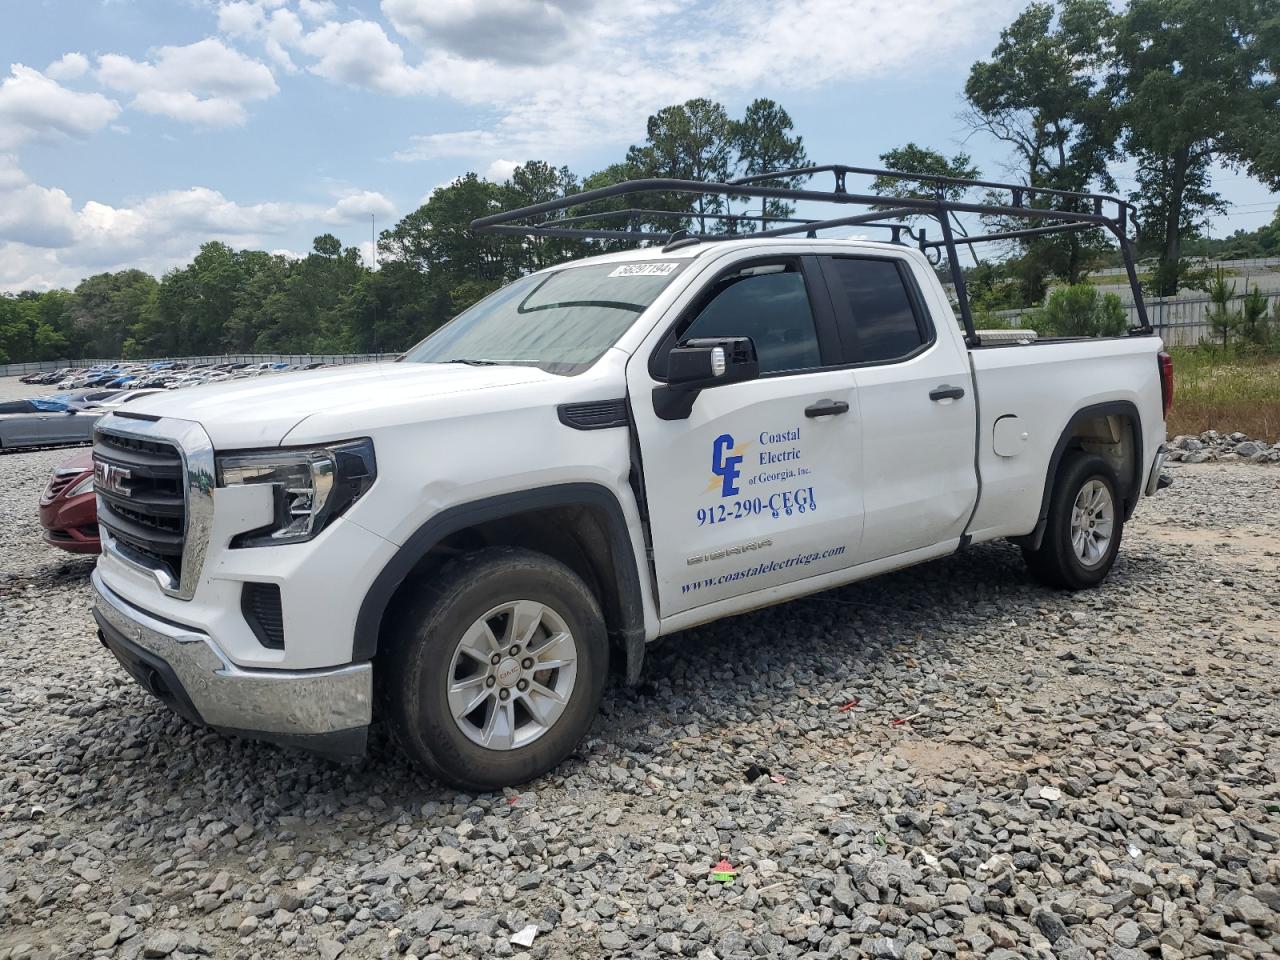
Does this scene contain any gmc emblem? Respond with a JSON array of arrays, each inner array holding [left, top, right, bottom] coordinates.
[[94, 461, 131, 496]]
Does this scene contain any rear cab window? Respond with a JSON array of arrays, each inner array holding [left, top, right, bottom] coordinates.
[[820, 256, 934, 364]]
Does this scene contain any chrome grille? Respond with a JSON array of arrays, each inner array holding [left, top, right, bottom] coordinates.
[[94, 432, 187, 584]]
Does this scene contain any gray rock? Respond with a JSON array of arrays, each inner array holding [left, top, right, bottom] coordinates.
[[656, 931, 681, 954], [832, 875, 859, 914], [1114, 920, 1141, 948], [142, 931, 180, 958], [599, 929, 630, 951], [1033, 907, 1068, 943]]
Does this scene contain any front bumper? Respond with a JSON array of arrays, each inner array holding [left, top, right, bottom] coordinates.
[[40, 492, 100, 554], [91, 570, 371, 758]]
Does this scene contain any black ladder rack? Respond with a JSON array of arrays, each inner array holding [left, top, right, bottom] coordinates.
[[469, 163, 1152, 347]]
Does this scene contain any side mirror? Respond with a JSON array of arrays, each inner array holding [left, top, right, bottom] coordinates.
[[653, 336, 759, 420]]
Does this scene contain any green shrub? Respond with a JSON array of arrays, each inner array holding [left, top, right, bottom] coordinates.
[[1039, 284, 1128, 337], [1238, 284, 1272, 347]]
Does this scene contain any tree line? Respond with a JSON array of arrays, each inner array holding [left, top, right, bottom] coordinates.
[[2, 0, 1277, 365]]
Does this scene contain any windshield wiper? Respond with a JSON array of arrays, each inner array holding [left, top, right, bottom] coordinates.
[[442, 358, 504, 366]]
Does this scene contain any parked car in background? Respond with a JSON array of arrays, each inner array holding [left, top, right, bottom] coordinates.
[[86, 388, 166, 410], [22, 368, 74, 384], [0, 398, 101, 450], [39, 449, 99, 554], [55, 388, 124, 405]]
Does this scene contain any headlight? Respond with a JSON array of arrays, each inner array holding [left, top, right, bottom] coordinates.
[[67, 474, 96, 497], [217, 438, 376, 548]]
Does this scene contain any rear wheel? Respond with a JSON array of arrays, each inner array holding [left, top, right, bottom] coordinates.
[[1022, 452, 1123, 589], [381, 547, 608, 790]]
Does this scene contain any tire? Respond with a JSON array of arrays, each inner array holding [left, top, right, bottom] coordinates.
[[1022, 452, 1124, 590], [380, 546, 608, 791]]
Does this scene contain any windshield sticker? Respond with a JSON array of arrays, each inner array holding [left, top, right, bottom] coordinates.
[[608, 262, 679, 278]]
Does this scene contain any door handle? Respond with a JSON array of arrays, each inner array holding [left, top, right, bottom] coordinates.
[[804, 399, 849, 418], [929, 385, 966, 402]]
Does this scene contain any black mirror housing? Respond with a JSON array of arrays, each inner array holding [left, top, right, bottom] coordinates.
[[654, 336, 760, 420], [666, 337, 759, 389]]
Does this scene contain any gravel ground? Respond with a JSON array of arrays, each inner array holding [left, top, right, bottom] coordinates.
[[1, 377, 1278, 960]]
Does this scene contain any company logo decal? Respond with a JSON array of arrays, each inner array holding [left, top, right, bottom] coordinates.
[[709, 433, 746, 497]]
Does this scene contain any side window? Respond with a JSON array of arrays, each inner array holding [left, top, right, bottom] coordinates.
[[679, 264, 822, 375], [826, 257, 928, 364], [0, 401, 34, 414]]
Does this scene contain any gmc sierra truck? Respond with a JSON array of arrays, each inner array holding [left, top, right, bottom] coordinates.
[[89, 169, 1173, 789]]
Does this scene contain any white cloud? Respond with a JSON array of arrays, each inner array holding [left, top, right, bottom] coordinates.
[[325, 189, 396, 222], [484, 159, 521, 182], [0, 64, 121, 150], [298, 0, 336, 20], [45, 52, 90, 81], [382, 0, 598, 65], [218, 1, 304, 70], [97, 38, 279, 127], [0, 154, 28, 190], [206, 0, 1019, 166], [0, 182, 79, 248], [0, 161, 399, 291], [297, 18, 433, 94]]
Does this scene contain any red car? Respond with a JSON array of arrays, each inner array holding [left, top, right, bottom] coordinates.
[[39, 449, 100, 554]]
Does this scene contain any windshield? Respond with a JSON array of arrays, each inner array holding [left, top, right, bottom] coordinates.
[[402, 261, 686, 375]]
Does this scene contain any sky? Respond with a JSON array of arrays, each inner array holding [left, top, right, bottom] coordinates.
[[1, 0, 1277, 292]]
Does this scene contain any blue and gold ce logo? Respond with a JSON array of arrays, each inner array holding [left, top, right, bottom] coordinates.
[[707, 433, 748, 497]]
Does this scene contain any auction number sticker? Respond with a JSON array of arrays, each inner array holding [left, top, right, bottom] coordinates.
[[608, 262, 680, 277]]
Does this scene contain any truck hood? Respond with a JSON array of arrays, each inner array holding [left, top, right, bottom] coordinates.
[[123, 362, 559, 448]]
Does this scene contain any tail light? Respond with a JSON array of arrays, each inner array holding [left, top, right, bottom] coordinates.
[[1157, 351, 1174, 421]]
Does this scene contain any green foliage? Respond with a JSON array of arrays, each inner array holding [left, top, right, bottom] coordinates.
[[1115, 0, 1280, 295], [625, 97, 807, 233], [872, 144, 980, 226], [1206, 267, 1238, 347], [1238, 284, 1271, 348], [1038, 284, 1128, 337], [965, 261, 1026, 318], [963, 0, 1120, 298]]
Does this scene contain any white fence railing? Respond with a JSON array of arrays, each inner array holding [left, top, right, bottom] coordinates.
[[993, 290, 1280, 346], [1089, 256, 1280, 278], [0, 353, 400, 379]]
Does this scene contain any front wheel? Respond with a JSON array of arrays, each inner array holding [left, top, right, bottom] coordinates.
[[1022, 452, 1124, 589], [381, 547, 608, 790]]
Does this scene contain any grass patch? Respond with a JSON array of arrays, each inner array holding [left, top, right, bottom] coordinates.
[[1166, 346, 1280, 441]]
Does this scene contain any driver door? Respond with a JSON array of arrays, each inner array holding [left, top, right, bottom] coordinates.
[[627, 256, 865, 619]]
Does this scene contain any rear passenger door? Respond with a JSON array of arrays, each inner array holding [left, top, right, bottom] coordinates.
[[818, 254, 978, 562]]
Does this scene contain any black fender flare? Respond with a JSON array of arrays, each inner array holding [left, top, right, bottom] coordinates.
[[1025, 400, 1143, 550], [352, 482, 648, 682]]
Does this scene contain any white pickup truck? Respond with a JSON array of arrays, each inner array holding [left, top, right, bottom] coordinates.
[[89, 172, 1173, 789]]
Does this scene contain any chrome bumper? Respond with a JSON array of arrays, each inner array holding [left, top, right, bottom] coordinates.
[[91, 570, 371, 756], [1145, 445, 1169, 496]]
